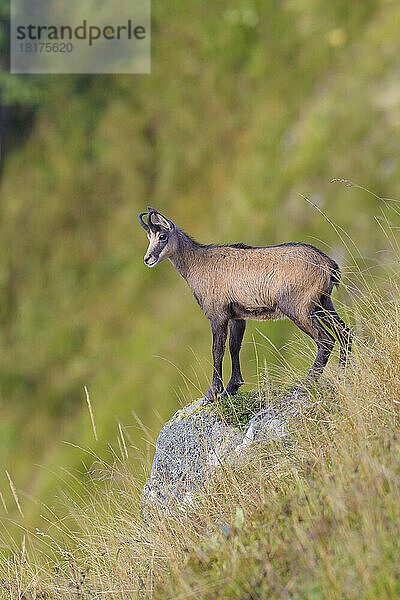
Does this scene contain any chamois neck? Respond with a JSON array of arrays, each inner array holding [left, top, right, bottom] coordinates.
[[169, 229, 204, 279]]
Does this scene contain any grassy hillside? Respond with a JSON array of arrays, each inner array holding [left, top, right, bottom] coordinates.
[[1, 249, 399, 599], [0, 0, 399, 532]]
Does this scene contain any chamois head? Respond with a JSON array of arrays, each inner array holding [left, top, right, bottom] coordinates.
[[139, 207, 177, 267]]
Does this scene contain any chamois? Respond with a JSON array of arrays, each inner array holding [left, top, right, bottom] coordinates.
[[139, 207, 352, 401]]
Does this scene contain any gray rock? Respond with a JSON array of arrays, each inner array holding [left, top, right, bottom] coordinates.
[[141, 391, 309, 517]]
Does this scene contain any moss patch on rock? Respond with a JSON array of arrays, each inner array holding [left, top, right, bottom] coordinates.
[[215, 390, 266, 429]]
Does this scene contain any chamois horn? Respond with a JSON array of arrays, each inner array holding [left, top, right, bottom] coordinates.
[[147, 206, 175, 231], [139, 212, 150, 232]]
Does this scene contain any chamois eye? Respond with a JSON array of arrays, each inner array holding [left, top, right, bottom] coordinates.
[[159, 233, 168, 241]]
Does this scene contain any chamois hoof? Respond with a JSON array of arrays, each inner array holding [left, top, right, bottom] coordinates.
[[221, 388, 238, 399], [205, 387, 222, 402], [223, 379, 245, 398]]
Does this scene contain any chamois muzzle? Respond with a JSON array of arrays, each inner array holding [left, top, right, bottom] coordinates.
[[144, 254, 159, 267]]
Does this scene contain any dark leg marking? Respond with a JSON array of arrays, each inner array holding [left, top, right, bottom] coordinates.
[[224, 319, 246, 396], [318, 296, 352, 367], [279, 303, 335, 383], [206, 318, 228, 401], [305, 312, 336, 382]]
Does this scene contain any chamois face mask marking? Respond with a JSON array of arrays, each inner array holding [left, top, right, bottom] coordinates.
[[140, 208, 174, 267], [144, 231, 169, 267]]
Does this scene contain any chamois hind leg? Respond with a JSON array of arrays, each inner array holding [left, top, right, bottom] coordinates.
[[224, 319, 246, 396], [304, 312, 336, 383], [281, 305, 335, 384], [319, 295, 352, 367]]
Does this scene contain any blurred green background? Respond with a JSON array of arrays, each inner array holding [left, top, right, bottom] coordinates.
[[0, 0, 399, 525]]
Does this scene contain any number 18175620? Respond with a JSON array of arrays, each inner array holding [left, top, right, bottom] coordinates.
[[19, 42, 73, 53]]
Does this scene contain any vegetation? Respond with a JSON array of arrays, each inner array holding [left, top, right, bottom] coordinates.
[[1, 0, 400, 522], [216, 390, 266, 428], [1, 256, 399, 598], [0, 0, 399, 596]]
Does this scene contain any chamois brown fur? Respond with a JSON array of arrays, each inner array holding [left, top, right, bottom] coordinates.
[[139, 208, 352, 400]]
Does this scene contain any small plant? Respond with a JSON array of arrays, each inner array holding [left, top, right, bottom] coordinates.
[[215, 390, 266, 428]]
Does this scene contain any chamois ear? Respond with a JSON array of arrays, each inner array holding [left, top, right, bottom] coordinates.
[[147, 207, 175, 231]]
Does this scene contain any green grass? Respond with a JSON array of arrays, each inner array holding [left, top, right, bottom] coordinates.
[[0, 0, 399, 536], [215, 379, 342, 428], [0, 1, 400, 596], [215, 390, 266, 428], [1, 268, 399, 599]]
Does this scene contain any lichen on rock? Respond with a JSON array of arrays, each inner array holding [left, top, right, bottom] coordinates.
[[141, 391, 308, 518]]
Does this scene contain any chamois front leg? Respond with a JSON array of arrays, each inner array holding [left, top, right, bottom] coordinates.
[[224, 319, 246, 396], [206, 318, 228, 401]]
